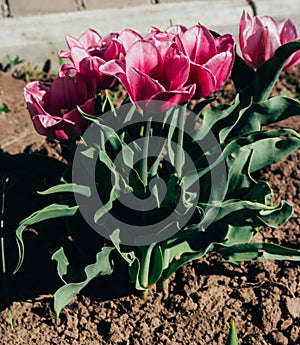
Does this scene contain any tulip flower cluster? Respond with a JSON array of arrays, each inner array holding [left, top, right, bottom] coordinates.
[[25, 23, 236, 139], [17, 12, 300, 316], [24, 12, 300, 141]]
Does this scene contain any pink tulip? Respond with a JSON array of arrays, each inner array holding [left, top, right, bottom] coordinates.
[[100, 39, 195, 113], [176, 25, 235, 99], [144, 25, 187, 41], [59, 28, 141, 90], [239, 11, 300, 70], [24, 74, 96, 140]]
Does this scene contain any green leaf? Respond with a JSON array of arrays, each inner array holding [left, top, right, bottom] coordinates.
[[202, 199, 292, 229], [109, 229, 136, 265], [226, 147, 254, 194], [192, 98, 241, 142], [225, 321, 239, 345], [147, 245, 164, 286], [14, 204, 78, 273], [191, 97, 215, 117], [222, 128, 300, 174], [231, 52, 256, 93], [38, 183, 91, 197], [53, 246, 114, 315], [51, 247, 69, 284], [223, 225, 254, 246], [228, 96, 300, 138], [162, 242, 214, 279], [218, 242, 300, 262], [128, 258, 145, 291], [254, 41, 300, 102], [248, 130, 300, 173]]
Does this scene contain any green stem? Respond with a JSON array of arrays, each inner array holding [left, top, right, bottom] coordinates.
[[99, 130, 105, 150], [157, 277, 169, 297], [141, 117, 152, 188], [174, 105, 186, 179], [140, 243, 155, 292]]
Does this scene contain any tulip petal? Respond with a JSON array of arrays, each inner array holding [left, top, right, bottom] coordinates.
[[78, 28, 102, 49], [69, 46, 90, 71], [59, 63, 77, 77], [118, 28, 143, 52], [24, 81, 48, 103], [43, 76, 86, 115], [100, 59, 131, 93], [149, 84, 196, 112], [166, 25, 187, 36], [239, 11, 253, 51], [283, 49, 300, 71], [127, 67, 164, 102], [58, 49, 71, 59], [126, 40, 160, 74], [32, 114, 82, 140], [179, 25, 216, 64], [65, 35, 82, 50], [279, 19, 298, 44], [164, 46, 190, 90], [242, 26, 280, 68], [215, 34, 235, 54], [204, 51, 234, 90], [187, 63, 216, 99]]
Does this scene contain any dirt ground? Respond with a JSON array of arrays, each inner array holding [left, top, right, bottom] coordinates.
[[0, 65, 299, 344]]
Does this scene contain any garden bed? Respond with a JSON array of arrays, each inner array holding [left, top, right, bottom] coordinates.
[[0, 65, 299, 344]]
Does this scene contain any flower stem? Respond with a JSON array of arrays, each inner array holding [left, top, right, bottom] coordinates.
[[174, 105, 186, 179], [157, 277, 169, 297], [141, 117, 152, 188], [139, 243, 155, 294]]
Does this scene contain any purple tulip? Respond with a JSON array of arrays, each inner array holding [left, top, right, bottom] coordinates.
[[239, 11, 300, 70], [24, 74, 96, 140], [176, 25, 235, 99], [100, 39, 195, 113]]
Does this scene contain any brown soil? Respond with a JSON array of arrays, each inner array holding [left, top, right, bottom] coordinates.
[[0, 66, 299, 345]]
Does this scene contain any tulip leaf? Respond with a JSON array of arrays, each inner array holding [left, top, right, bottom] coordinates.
[[38, 183, 91, 197], [254, 40, 300, 102], [162, 242, 214, 279], [217, 242, 300, 263], [231, 52, 256, 93], [148, 245, 164, 286], [192, 98, 241, 142], [227, 96, 300, 138], [14, 204, 78, 273], [128, 258, 145, 291], [52, 246, 114, 315], [222, 128, 300, 174], [202, 199, 292, 229], [226, 147, 254, 194], [110, 229, 136, 265]]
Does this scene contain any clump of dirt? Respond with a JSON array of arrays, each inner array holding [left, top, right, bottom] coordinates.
[[0, 65, 299, 344]]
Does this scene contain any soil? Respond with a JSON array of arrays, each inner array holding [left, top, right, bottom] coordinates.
[[0, 65, 299, 345]]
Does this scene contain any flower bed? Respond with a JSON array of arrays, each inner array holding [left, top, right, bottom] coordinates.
[[0, 10, 300, 345]]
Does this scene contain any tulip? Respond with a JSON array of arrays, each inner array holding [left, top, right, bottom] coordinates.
[[239, 11, 300, 70], [100, 40, 195, 113], [144, 25, 187, 41], [24, 74, 96, 140], [59, 28, 142, 90], [177, 25, 235, 99]]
